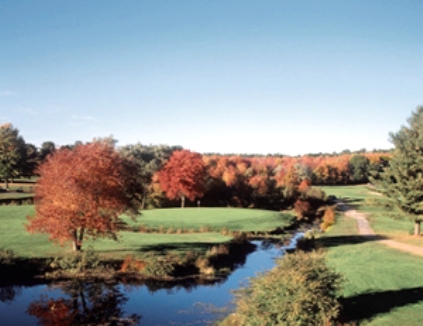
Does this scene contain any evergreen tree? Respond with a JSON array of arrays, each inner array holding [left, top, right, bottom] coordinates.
[[373, 106, 423, 235], [348, 154, 369, 183]]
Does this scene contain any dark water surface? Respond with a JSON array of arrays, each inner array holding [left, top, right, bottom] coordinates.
[[0, 234, 303, 326]]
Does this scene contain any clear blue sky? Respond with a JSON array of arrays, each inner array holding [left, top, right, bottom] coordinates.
[[1, 1, 422, 155]]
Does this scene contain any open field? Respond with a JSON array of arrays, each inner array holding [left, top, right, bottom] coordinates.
[[0, 206, 291, 259], [322, 185, 423, 246], [319, 212, 423, 325]]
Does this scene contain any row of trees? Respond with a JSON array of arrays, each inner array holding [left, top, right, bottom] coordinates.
[[0, 123, 389, 190], [119, 148, 389, 210]]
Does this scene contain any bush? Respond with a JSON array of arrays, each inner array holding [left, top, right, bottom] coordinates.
[[294, 199, 312, 220], [221, 250, 342, 326], [49, 248, 102, 276], [321, 206, 336, 231], [0, 249, 16, 265]]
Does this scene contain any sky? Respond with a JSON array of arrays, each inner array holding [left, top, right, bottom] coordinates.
[[1, 1, 422, 155]]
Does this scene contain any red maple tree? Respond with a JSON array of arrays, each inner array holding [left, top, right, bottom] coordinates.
[[26, 140, 142, 251], [157, 150, 206, 208]]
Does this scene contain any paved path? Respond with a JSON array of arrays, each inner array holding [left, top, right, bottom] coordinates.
[[337, 201, 423, 258]]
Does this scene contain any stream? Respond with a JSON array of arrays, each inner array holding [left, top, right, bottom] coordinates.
[[0, 233, 303, 325]]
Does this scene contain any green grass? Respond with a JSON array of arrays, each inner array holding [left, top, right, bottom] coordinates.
[[0, 193, 34, 200], [319, 211, 423, 325], [123, 207, 293, 232], [321, 185, 376, 201], [322, 185, 423, 246], [0, 206, 291, 259]]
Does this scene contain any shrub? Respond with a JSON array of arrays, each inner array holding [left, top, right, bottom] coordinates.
[[221, 250, 343, 326], [321, 206, 336, 231], [120, 255, 146, 272], [294, 199, 312, 220], [0, 249, 15, 265], [141, 259, 175, 277], [49, 248, 102, 276]]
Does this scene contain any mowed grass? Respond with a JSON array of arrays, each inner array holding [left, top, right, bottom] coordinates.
[[0, 206, 291, 259], [322, 185, 423, 246], [0, 193, 34, 199], [123, 207, 293, 232], [319, 213, 423, 325]]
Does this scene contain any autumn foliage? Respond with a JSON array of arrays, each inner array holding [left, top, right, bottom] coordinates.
[[157, 150, 207, 207], [26, 140, 143, 251]]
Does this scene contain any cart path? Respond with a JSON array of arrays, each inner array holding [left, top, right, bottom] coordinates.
[[337, 201, 423, 258]]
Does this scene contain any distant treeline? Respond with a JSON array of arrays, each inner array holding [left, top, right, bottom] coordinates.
[[1, 123, 389, 211]]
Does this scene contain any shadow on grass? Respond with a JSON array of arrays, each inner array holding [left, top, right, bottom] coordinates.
[[336, 199, 364, 211], [95, 242, 231, 255], [339, 286, 423, 324], [135, 242, 221, 254], [316, 235, 388, 248]]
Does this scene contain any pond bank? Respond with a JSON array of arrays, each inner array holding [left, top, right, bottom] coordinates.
[[0, 234, 304, 325]]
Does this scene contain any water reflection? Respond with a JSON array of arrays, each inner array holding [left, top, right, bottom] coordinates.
[[0, 286, 22, 303], [27, 281, 141, 325], [0, 236, 303, 325]]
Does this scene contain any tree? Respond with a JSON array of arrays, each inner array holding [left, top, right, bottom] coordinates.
[[119, 143, 182, 208], [348, 154, 369, 183], [0, 123, 25, 188], [26, 140, 143, 251], [18, 143, 39, 177], [373, 106, 423, 235], [157, 150, 206, 208], [38, 141, 56, 163]]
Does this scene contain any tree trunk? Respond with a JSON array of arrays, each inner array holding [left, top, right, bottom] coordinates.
[[72, 241, 82, 251], [141, 190, 147, 210], [181, 195, 185, 208], [414, 219, 421, 236], [72, 229, 83, 251]]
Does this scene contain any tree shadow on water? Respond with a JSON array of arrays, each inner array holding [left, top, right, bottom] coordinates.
[[339, 286, 423, 324]]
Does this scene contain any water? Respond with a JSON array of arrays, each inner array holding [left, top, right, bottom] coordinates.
[[0, 233, 303, 325]]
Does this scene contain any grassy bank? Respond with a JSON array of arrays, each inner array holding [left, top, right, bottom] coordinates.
[[0, 206, 292, 259], [317, 188, 423, 325]]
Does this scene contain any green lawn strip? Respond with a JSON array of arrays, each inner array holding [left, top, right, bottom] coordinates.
[[321, 185, 376, 202], [0, 206, 287, 259], [319, 213, 423, 325], [0, 193, 34, 199], [87, 232, 232, 259], [121, 207, 293, 232]]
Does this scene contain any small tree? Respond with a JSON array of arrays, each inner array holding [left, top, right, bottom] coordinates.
[[26, 140, 143, 251], [157, 150, 206, 208], [373, 106, 423, 235]]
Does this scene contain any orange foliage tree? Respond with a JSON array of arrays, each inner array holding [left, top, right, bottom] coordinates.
[[26, 140, 143, 251], [157, 150, 207, 208]]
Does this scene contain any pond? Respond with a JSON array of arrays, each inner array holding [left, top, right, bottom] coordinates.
[[0, 233, 303, 326]]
